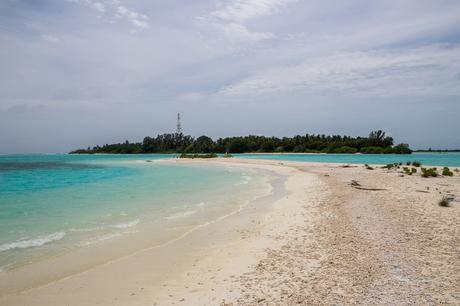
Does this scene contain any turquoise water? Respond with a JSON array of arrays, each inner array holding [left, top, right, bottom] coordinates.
[[0, 154, 267, 271], [238, 152, 460, 167]]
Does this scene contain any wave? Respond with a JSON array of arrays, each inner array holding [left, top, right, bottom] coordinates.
[[112, 219, 140, 229], [70, 226, 104, 233], [164, 210, 196, 220], [78, 233, 123, 246], [0, 232, 65, 252], [236, 175, 252, 185]]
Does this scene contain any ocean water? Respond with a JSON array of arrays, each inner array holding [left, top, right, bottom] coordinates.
[[238, 152, 460, 167], [0, 154, 269, 272]]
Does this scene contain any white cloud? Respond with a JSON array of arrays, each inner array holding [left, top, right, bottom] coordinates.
[[218, 45, 460, 97], [67, 1, 149, 29], [196, 0, 296, 43], [92, 2, 105, 13], [116, 5, 150, 28], [210, 0, 297, 22], [41, 34, 59, 43]]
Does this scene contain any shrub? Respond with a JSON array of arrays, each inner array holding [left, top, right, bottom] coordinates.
[[180, 153, 218, 159], [334, 146, 358, 154], [392, 143, 412, 154], [223, 152, 233, 158], [412, 161, 421, 167], [411, 168, 417, 174], [360, 146, 384, 154], [406, 161, 411, 166], [421, 167, 438, 178], [364, 164, 374, 170], [439, 196, 453, 207], [442, 167, 453, 176], [383, 163, 399, 169]]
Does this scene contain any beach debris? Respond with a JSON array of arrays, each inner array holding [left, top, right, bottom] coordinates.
[[350, 180, 387, 191], [439, 196, 454, 207], [416, 190, 430, 193], [364, 164, 374, 170], [145, 160, 152, 162], [350, 180, 361, 186]]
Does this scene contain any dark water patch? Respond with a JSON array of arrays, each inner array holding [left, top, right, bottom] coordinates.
[[0, 162, 104, 172]]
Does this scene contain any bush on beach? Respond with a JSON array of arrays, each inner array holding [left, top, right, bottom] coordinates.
[[421, 168, 438, 178], [442, 167, 453, 176], [179, 153, 218, 159]]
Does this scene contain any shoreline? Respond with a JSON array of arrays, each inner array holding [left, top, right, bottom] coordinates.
[[0, 159, 306, 305], [1, 158, 459, 305]]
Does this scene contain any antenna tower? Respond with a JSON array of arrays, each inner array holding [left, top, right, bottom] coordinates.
[[176, 113, 182, 134]]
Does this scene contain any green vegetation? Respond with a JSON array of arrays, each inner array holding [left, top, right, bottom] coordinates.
[[402, 167, 417, 175], [70, 130, 412, 155], [412, 161, 421, 167], [179, 153, 218, 159], [416, 149, 460, 152], [383, 163, 401, 169], [421, 168, 438, 178], [442, 167, 453, 176]]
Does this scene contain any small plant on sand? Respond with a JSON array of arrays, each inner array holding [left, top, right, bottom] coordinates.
[[364, 164, 374, 170], [406, 161, 411, 166], [382, 164, 393, 169], [223, 152, 233, 158], [438, 196, 454, 207], [442, 167, 453, 176], [411, 168, 417, 174], [403, 167, 413, 175], [412, 161, 421, 167], [180, 153, 218, 159], [383, 163, 399, 169], [421, 167, 438, 178]]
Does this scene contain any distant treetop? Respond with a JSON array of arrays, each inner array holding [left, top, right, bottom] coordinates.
[[70, 130, 412, 155]]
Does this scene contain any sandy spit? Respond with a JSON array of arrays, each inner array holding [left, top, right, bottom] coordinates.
[[1, 158, 459, 305]]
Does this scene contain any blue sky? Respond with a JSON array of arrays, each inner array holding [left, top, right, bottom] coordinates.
[[0, 0, 460, 153]]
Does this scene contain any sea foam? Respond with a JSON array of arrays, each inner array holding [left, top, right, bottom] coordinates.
[[164, 210, 196, 220], [112, 219, 140, 229], [0, 232, 65, 252]]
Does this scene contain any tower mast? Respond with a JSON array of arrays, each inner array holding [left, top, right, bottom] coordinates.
[[176, 113, 182, 134]]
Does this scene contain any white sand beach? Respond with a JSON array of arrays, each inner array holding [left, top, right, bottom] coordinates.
[[1, 158, 459, 305]]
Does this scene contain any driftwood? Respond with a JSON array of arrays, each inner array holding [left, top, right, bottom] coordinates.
[[352, 186, 387, 191], [350, 180, 387, 191]]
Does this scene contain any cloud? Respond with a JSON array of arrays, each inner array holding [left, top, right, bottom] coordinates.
[[67, 0, 149, 29], [210, 0, 297, 22], [116, 5, 150, 29], [41, 34, 59, 43], [1, 0, 460, 152], [217, 45, 460, 98], [196, 0, 297, 43], [92, 2, 105, 13]]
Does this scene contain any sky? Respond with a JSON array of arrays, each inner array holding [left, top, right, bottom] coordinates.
[[0, 0, 460, 153]]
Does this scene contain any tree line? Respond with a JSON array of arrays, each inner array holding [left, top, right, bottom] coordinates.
[[70, 130, 412, 154]]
